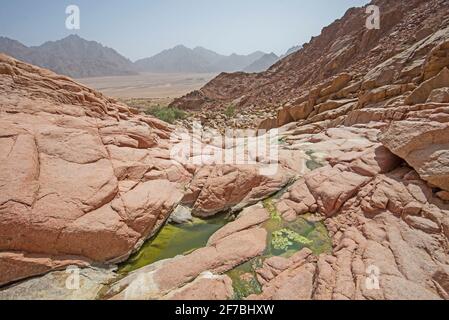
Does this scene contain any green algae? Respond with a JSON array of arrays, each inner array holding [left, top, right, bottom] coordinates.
[[264, 214, 332, 257], [306, 221, 333, 255], [118, 215, 228, 274], [271, 228, 313, 251], [118, 197, 332, 301], [225, 199, 332, 299], [263, 198, 282, 222], [226, 258, 263, 300], [305, 150, 325, 171]]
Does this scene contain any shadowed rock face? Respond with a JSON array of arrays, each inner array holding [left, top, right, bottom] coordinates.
[[380, 68, 449, 192]]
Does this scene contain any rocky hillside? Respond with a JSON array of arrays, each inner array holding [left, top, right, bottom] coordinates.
[[171, 0, 449, 131], [0, 0, 448, 301], [0, 35, 136, 78], [281, 45, 302, 58]]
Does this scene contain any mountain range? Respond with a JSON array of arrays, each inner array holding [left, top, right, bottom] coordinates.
[[134, 45, 268, 73], [243, 52, 279, 73], [0, 35, 137, 78], [243, 46, 302, 73], [134, 45, 265, 73], [0, 35, 300, 77]]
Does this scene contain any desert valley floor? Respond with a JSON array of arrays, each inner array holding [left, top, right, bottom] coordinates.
[[78, 72, 218, 100]]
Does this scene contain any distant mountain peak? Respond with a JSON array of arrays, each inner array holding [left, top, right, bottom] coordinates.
[[0, 35, 299, 77], [64, 34, 82, 40], [243, 52, 280, 73], [281, 45, 303, 58], [0, 35, 136, 78], [193, 46, 208, 51], [173, 44, 189, 50]]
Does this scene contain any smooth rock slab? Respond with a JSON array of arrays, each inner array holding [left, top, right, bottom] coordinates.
[[0, 54, 189, 285], [183, 165, 293, 217], [107, 227, 267, 300], [207, 204, 269, 246], [0, 267, 116, 300], [162, 272, 234, 300]]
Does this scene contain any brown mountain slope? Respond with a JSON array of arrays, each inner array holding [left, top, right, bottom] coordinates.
[[171, 0, 449, 130]]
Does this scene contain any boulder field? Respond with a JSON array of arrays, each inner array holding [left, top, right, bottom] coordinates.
[[1, 0, 449, 300], [0, 54, 292, 288]]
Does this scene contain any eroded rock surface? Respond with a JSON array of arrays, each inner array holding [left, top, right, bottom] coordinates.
[[105, 227, 267, 300], [0, 52, 298, 288], [0, 267, 116, 300], [0, 54, 191, 285], [247, 126, 449, 300], [1, 0, 449, 301], [183, 165, 293, 217], [172, 0, 449, 132]]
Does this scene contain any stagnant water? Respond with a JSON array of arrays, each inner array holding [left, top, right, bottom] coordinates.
[[225, 198, 332, 299], [119, 215, 229, 274], [118, 193, 331, 300], [118, 149, 331, 298]]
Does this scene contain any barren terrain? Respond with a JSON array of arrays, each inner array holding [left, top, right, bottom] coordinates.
[[77, 72, 218, 100], [1, 0, 449, 301]]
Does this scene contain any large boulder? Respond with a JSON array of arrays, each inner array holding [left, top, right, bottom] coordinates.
[[183, 165, 293, 217], [380, 111, 449, 192], [0, 54, 188, 286], [0, 267, 116, 300], [405, 68, 449, 105]]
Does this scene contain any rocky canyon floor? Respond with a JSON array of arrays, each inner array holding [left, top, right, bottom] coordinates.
[[1, 0, 449, 300]]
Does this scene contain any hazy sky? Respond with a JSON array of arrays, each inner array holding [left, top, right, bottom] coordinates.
[[0, 0, 370, 61]]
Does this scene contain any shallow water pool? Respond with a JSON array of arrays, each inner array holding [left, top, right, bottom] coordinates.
[[119, 215, 229, 274], [225, 199, 332, 300]]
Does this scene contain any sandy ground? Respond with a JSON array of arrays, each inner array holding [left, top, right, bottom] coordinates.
[[77, 72, 218, 100]]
